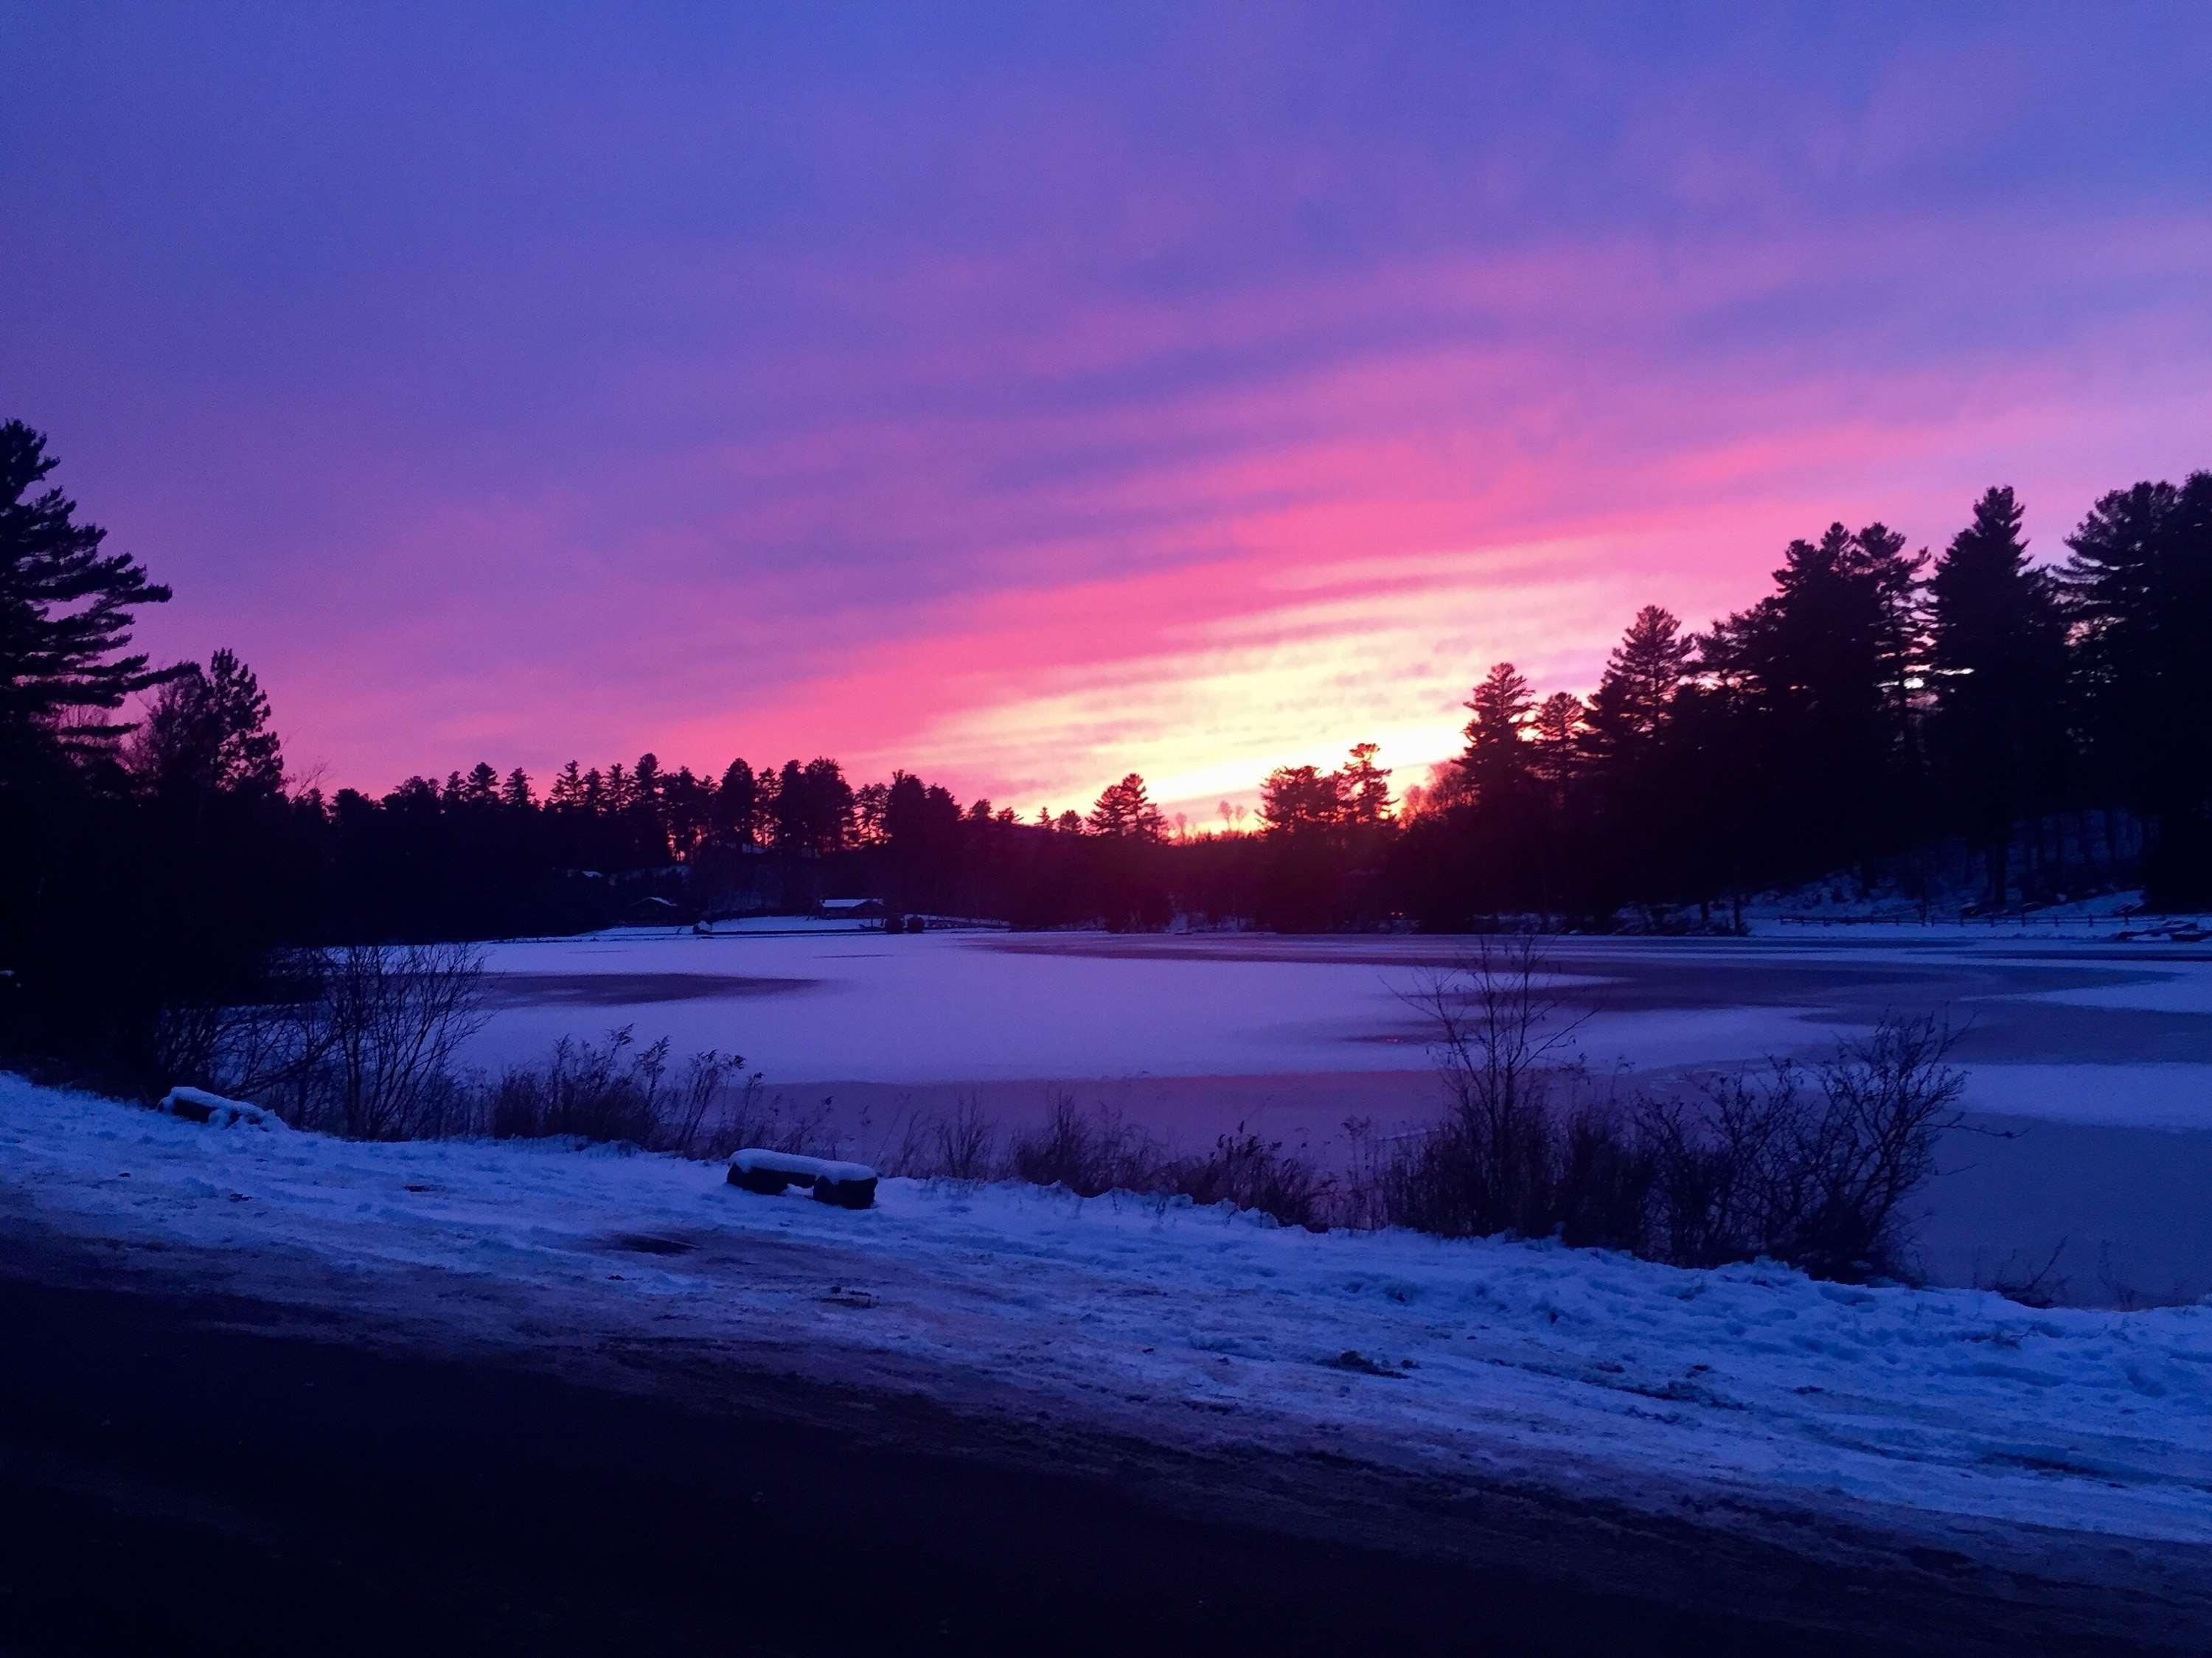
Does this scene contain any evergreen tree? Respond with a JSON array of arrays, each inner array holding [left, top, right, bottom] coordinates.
[[1586, 605, 1691, 759], [1338, 742, 1393, 825], [502, 767, 535, 809], [801, 756, 855, 854], [1259, 764, 1343, 835], [1702, 523, 1927, 875], [1088, 773, 1167, 840], [1927, 487, 2068, 902], [1529, 692, 1585, 795], [1458, 663, 1535, 802], [663, 766, 709, 856], [0, 420, 181, 766], [2065, 473, 2212, 900], [713, 759, 757, 844], [129, 648, 285, 796], [773, 759, 807, 851], [603, 761, 635, 815], [464, 761, 500, 805]]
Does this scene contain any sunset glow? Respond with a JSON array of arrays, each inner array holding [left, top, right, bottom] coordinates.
[[9, 5, 2210, 814]]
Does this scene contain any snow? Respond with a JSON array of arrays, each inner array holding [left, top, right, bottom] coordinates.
[[467, 929, 2212, 1130], [728, 1149, 877, 1184], [470, 931, 1618, 1084], [159, 1086, 287, 1130], [4, 1071, 2209, 1561]]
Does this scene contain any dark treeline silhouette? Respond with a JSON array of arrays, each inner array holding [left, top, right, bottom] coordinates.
[[4, 414, 2210, 1082]]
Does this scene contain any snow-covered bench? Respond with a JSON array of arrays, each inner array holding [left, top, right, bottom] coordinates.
[[726, 1149, 877, 1210], [158, 1087, 286, 1131]]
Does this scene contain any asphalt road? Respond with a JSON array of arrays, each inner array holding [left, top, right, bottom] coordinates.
[[1, 1249, 2202, 1658]]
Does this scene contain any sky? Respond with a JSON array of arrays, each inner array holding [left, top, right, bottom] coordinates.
[[6, 4, 2211, 820]]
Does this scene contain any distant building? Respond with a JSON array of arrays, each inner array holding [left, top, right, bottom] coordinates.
[[816, 897, 886, 921]]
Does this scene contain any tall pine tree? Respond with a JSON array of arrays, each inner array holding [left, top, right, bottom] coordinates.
[[0, 421, 180, 769], [2065, 473, 2212, 902], [1927, 487, 2067, 903]]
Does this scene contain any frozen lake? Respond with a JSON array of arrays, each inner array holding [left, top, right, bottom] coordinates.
[[470, 927, 2212, 1304]]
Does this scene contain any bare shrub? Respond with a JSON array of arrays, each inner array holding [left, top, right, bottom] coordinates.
[[485, 1028, 804, 1157], [1363, 939, 1966, 1281], [1159, 1128, 1333, 1230], [1636, 1016, 1965, 1280], [314, 942, 488, 1138], [195, 943, 487, 1138], [1006, 1092, 1164, 1197], [704, 1079, 832, 1161], [933, 1092, 998, 1182], [1382, 938, 1623, 1241]]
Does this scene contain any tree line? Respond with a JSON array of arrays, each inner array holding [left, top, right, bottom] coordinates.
[[4, 413, 2208, 1081]]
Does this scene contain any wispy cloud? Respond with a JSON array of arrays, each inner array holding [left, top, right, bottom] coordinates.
[[6, 6, 2210, 809]]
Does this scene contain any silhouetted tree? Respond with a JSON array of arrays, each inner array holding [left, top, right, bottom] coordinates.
[[1259, 764, 1342, 835], [712, 758, 757, 844], [1927, 487, 2069, 903], [1529, 692, 1585, 798], [1460, 663, 1535, 804], [2065, 472, 2212, 902], [1088, 773, 1167, 840], [0, 420, 181, 768], [129, 649, 285, 797], [1339, 742, 1392, 826], [1585, 605, 1691, 761], [1702, 523, 1926, 879]]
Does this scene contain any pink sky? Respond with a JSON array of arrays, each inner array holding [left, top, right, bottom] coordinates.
[[9, 7, 2211, 815]]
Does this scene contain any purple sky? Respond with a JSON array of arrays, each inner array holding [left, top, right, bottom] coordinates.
[[7, 4, 2211, 817]]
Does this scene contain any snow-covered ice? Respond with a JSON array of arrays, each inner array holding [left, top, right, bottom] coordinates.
[[4, 1071, 2208, 1564], [469, 927, 2212, 1130]]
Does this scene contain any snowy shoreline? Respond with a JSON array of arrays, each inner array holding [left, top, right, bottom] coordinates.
[[5, 1068, 2208, 1609]]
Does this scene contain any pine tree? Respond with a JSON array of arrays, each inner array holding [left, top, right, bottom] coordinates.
[[1458, 663, 1535, 802], [603, 762, 635, 815], [1, 420, 181, 765], [632, 752, 663, 809], [801, 756, 855, 854], [464, 762, 500, 805], [1701, 523, 1927, 875], [713, 759, 757, 844], [501, 767, 535, 809], [1087, 773, 1166, 840], [129, 648, 285, 795], [1529, 692, 1585, 795], [1259, 764, 1343, 835], [1927, 487, 2067, 902], [2065, 472, 2212, 901], [1586, 605, 1691, 759], [1338, 742, 1393, 825]]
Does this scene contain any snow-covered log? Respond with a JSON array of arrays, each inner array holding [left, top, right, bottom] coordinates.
[[726, 1149, 877, 1209], [158, 1087, 286, 1131]]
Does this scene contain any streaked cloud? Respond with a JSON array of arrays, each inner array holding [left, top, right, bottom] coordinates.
[[4, 4, 2209, 811]]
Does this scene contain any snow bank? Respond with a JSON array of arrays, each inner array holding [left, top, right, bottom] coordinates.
[[4, 1071, 2208, 1558]]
